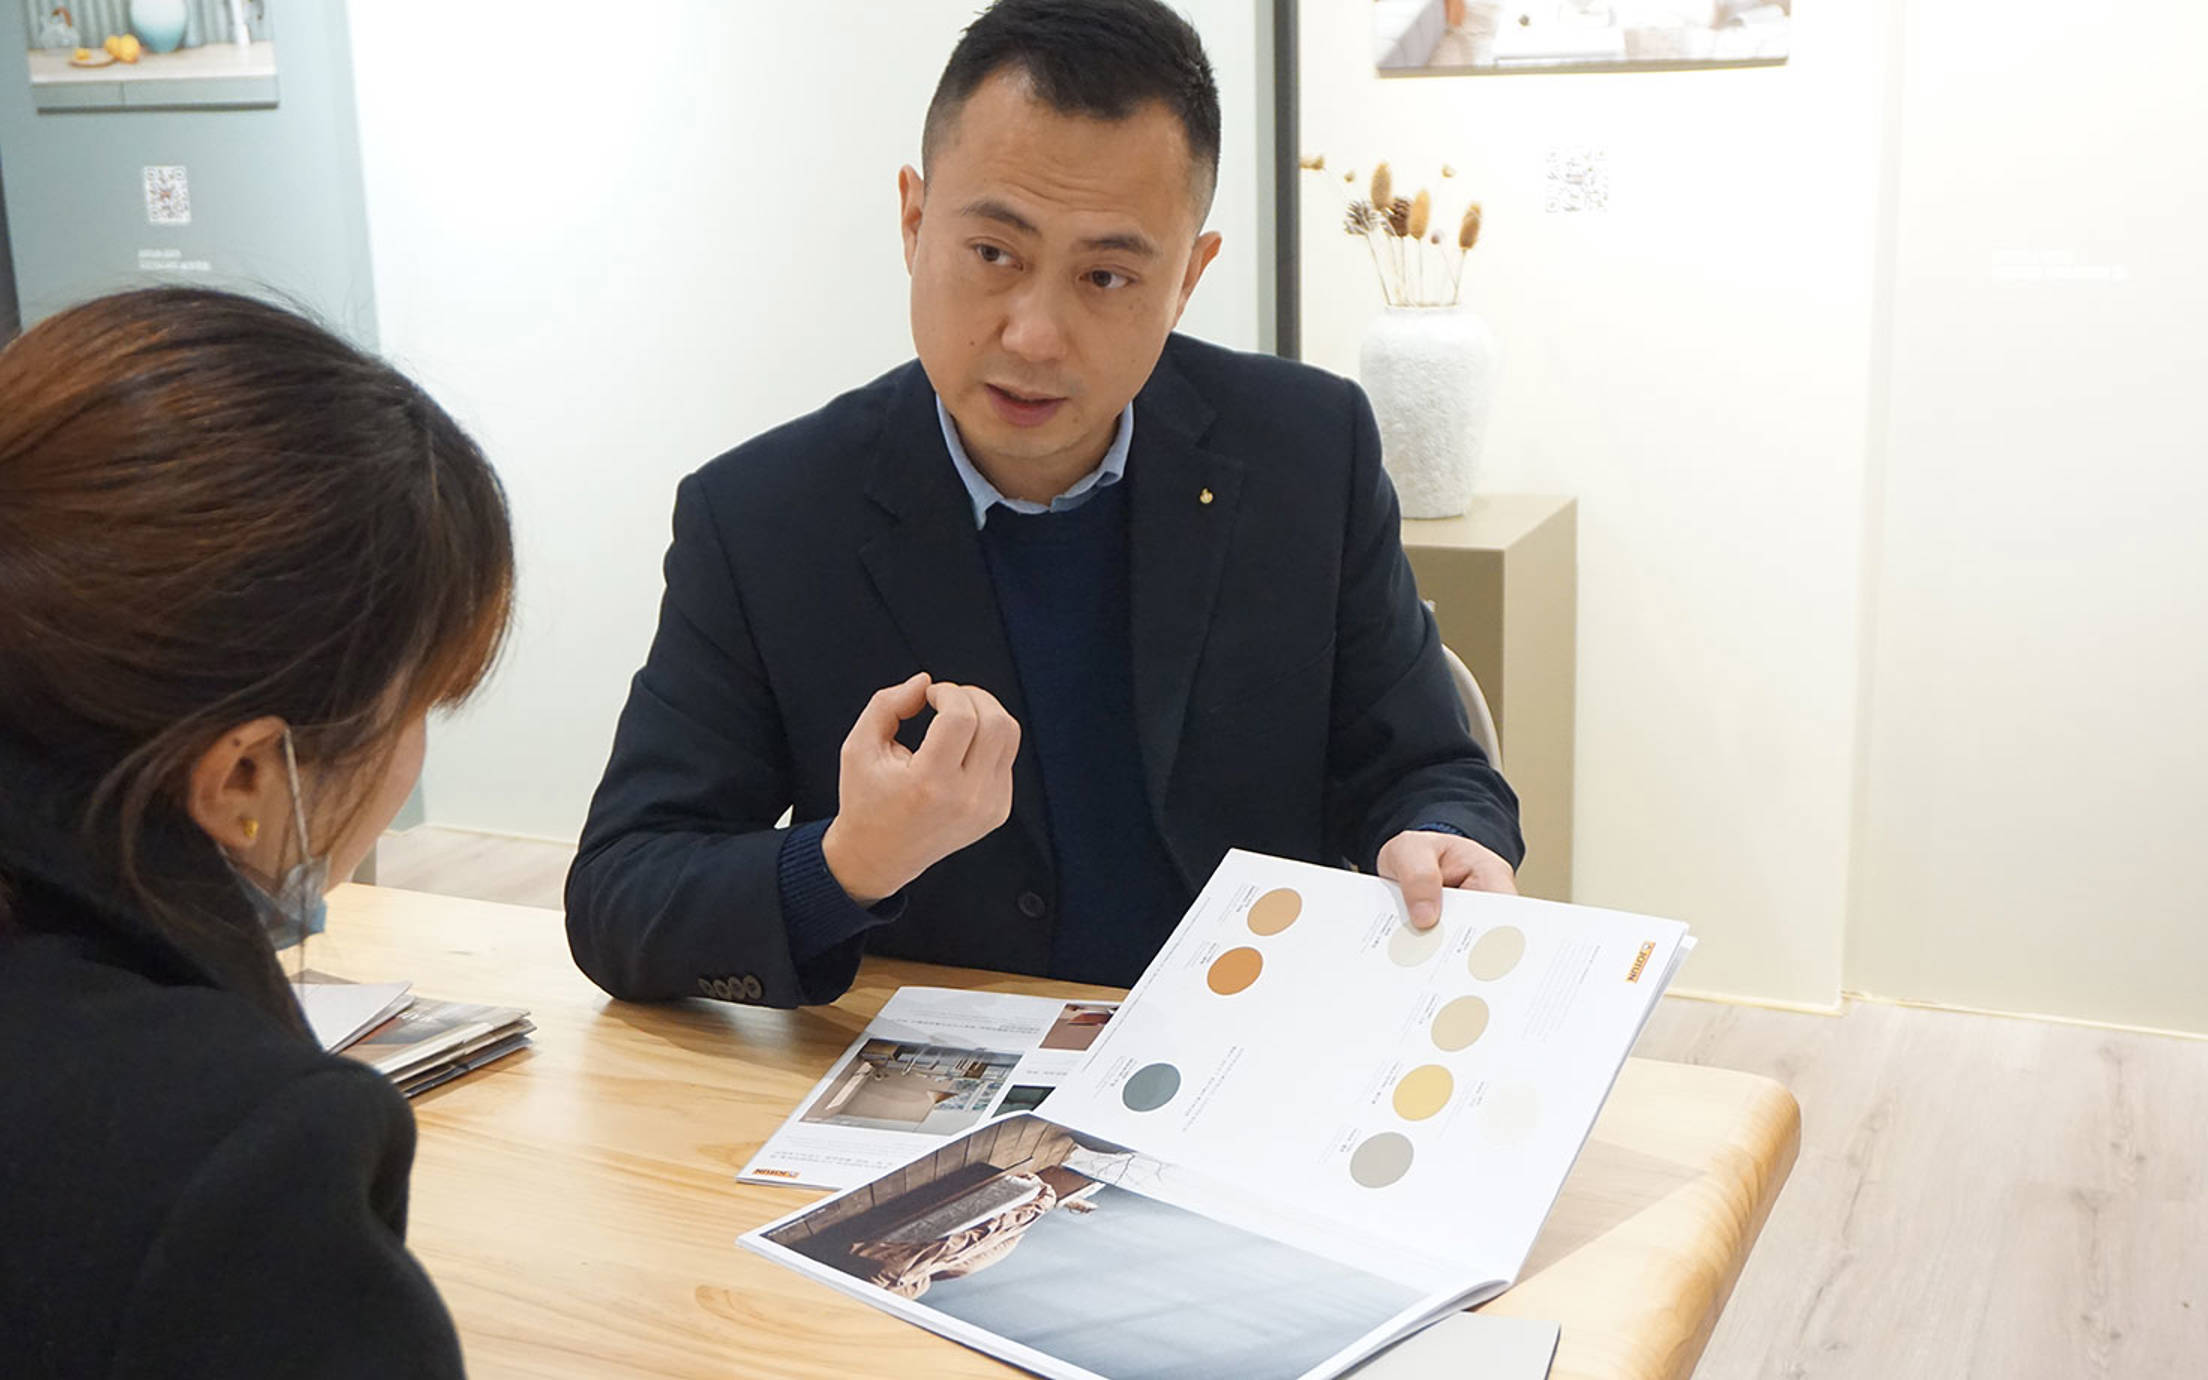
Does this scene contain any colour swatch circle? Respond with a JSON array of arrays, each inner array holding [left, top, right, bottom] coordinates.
[[1247, 888, 1303, 936], [1468, 925, 1528, 982], [1122, 1063, 1182, 1112], [1388, 921, 1446, 967], [1430, 995, 1491, 1052], [1482, 1083, 1541, 1145], [1207, 946, 1264, 995], [1350, 1132, 1415, 1188], [1392, 1064, 1455, 1121]]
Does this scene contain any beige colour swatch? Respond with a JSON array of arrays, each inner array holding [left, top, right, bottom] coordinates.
[[1468, 925, 1528, 981], [1388, 921, 1447, 967], [1431, 995, 1491, 1051]]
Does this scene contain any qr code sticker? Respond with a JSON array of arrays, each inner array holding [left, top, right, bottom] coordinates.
[[1544, 147, 1608, 214], [144, 166, 192, 226]]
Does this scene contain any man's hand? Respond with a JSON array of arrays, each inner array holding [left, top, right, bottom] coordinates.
[[1376, 829, 1518, 930], [821, 673, 1021, 906]]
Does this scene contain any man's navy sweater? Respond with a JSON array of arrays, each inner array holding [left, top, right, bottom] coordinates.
[[971, 484, 1191, 985]]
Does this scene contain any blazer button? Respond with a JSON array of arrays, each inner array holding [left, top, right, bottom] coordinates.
[[1017, 891, 1048, 920]]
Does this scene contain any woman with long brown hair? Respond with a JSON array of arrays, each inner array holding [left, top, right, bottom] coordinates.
[[0, 287, 514, 1375]]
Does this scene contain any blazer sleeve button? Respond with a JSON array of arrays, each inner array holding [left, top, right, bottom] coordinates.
[[1016, 891, 1048, 920]]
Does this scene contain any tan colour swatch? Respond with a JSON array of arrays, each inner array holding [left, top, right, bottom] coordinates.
[[1207, 946, 1264, 996], [1392, 1064, 1455, 1121], [1247, 888, 1303, 936], [1468, 925, 1528, 982], [1431, 995, 1491, 1051]]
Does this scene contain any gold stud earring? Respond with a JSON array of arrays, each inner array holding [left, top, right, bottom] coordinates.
[[1199, 488, 1215, 505], [241, 818, 260, 843]]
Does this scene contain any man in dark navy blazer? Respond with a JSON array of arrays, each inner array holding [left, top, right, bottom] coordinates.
[[566, 0, 1523, 1010]]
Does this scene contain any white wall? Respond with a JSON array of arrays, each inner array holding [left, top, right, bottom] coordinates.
[[1847, 0, 2208, 1034], [1297, 1, 1889, 1005], [346, 1, 1269, 843]]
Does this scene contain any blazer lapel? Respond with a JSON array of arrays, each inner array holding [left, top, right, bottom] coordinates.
[[1127, 349, 1245, 833], [857, 367, 1051, 868]]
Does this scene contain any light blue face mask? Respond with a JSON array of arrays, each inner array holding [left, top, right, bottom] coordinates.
[[230, 729, 330, 951]]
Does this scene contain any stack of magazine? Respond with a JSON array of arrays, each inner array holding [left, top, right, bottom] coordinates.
[[296, 972, 533, 1097], [740, 849, 1693, 1380]]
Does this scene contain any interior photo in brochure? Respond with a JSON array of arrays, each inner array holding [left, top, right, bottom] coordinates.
[[758, 1115, 1428, 1380], [741, 987, 1120, 1190]]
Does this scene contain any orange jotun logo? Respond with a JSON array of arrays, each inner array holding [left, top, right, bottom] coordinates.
[[1626, 942, 1655, 983]]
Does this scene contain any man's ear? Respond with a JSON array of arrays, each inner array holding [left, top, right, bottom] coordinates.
[[185, 716, 291, 862], [1170, 231, 1225, 328], [898, 165, 928, 274]]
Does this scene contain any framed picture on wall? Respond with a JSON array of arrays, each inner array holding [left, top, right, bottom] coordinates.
[[24, 0, 278, 111], [1374, 1, 1789, 75]]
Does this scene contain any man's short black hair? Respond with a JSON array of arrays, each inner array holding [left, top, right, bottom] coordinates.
[[923, 0, 1222, 215]]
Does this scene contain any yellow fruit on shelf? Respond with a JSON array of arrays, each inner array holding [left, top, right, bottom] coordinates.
[[103, 34, 122, 55], [116, 35, 142, 62]]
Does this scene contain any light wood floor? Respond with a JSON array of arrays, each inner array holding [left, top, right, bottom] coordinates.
[[373, 826, 2208, 1380]]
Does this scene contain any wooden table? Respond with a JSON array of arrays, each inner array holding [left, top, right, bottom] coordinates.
[[319, 884, 1798, 1380]]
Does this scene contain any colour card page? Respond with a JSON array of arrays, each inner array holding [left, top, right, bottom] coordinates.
[[1043, 850, 1691, 1282]]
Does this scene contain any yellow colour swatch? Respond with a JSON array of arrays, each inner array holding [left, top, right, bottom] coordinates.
[[1392, 1064, 1455, 1121]]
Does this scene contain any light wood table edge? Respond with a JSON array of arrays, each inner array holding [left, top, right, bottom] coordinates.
[[1478, 1067, 1800, 1380]]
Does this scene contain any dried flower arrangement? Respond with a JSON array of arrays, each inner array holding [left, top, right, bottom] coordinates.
[[1300, 154, 1483, 308]]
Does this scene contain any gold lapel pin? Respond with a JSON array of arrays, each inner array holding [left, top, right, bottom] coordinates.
[[1199, 488, 1214, 505]]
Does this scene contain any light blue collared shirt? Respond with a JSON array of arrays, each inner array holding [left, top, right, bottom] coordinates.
[[936, 396, 1136, 530]]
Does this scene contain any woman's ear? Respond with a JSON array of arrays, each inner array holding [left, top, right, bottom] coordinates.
[[185, 716, 292, 868]]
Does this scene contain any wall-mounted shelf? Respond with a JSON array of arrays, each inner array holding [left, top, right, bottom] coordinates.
[[28, 41, 277, 111]]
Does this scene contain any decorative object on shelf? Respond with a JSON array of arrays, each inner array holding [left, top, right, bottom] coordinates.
[[1358, 305, 1496, 518], [1304, 156, 1494, 517], [129, 0, 188, 54], [34, 5, 80, 50]]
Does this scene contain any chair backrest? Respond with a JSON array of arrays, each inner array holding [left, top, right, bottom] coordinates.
[[1440, 644, 1503, 773]]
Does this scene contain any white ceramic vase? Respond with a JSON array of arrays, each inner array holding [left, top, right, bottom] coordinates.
[[1357, 306, 1496, 519]]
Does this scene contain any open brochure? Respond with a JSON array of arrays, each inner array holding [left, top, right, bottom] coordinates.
[[741, 987, 1119, 1189], [743, 849, 1690, 1380], [294, 971, 413, 1053]]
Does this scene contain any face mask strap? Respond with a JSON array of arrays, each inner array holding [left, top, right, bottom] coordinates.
[[278, 727, 316, 869]]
